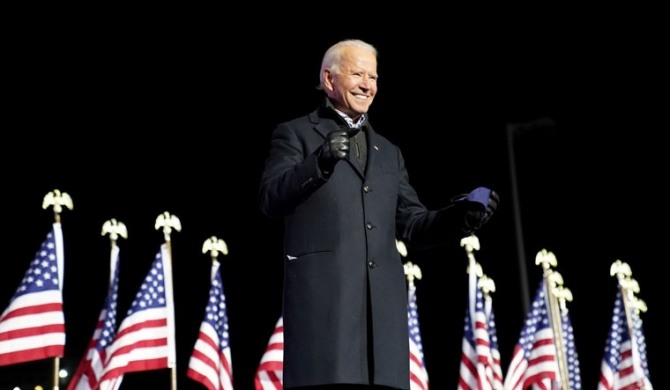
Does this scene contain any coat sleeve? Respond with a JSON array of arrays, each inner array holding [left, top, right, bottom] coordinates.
[[258, 122, 329, 218]]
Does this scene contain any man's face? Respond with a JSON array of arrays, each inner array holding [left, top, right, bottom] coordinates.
[[323, 46, 378, 120]]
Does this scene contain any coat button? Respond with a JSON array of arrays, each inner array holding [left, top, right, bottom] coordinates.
[[366, 222, 373, 230], [363, 184, 371, 193], [368, 260, 376, 269]]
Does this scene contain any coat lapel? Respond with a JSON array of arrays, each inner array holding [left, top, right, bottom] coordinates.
[[311, 108, 367, 179]]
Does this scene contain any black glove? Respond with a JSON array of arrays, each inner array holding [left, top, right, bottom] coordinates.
[[318, 129, 350, 176], [453, 187, 499, 232]]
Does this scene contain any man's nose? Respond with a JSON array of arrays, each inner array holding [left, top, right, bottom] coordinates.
[[360, 76, 373, 88]]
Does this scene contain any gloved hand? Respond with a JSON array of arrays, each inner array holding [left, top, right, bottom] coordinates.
[[318, 129, 350, 176], [453, 187, 499, 232]]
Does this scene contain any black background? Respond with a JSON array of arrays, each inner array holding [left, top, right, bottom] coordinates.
[[2, 12, 667, 389]]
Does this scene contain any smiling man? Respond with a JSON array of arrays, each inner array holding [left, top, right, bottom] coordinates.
[[258, 39, 499, 390]]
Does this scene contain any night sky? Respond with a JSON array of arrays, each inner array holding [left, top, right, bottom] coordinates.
[[2, 16, 666, 389]]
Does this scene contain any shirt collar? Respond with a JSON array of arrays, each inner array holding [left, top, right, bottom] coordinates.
[[325, 98, 367, 129]]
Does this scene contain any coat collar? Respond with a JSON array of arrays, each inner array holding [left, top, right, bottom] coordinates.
[[310, 102, 376, 139]]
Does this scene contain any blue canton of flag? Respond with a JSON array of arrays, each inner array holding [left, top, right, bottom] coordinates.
[[127, 255, 167, 313], [631, 309, 652, 386], [486, 299, 503, 389], [560, 305, 582, 389], [89, 249, 121, 355], [205, 268, 230, 352], [187, 259, 234, 390], [12, 229, 62, 296], [97, 265, 120, 350]]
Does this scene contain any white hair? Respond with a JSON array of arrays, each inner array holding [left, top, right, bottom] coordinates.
[[318, 39, 378, 90]]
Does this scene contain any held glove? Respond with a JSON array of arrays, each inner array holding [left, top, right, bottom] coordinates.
[[452, 187, 499, 232], [318, 129, 350, 176]]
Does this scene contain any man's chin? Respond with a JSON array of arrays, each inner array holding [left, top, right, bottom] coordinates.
[[352, 106, 371, 116]]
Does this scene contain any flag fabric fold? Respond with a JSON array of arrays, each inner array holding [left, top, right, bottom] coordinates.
[[67, 243, 122, 390], [503, 280, 581, 390], [187, 259, 234, 390], [97, 244, 175, 389], [0, 223, 65, 366], [457, 267, 502, 390], [254, 317, 284, 390], [597, 290, 653, 390], [408, 283, 429, 390]]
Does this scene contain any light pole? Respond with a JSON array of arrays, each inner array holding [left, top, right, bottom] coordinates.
[[506, 117, 557, 314]]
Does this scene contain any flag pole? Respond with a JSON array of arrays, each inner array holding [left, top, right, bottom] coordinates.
[[553, 279, 573, 389], [41, 189, 73, 390], [535, 249, 570, 390], [461, 235, 482, 331], [610, 260, 648, 386], [155, 211, 181, 390]]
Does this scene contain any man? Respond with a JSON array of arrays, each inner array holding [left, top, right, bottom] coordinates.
[[258, 39, 498, 389]]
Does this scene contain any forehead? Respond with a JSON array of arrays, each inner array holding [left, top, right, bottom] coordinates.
[[340, 47, 377, 72]]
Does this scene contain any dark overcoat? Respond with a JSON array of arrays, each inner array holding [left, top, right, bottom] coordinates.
[[259, 105, 460, 389]]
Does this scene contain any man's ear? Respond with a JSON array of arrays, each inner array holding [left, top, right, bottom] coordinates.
[[322, 69, 335, 92]]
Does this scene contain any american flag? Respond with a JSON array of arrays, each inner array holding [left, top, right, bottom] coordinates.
[[503, 280, 581, 390], [457, 268, 502, 390], [408, 283, 429, 390], [67, 243, 121, 390], [187, 259, 234, 390], [254, 316, 284, 390], [0, 223, 65, 366], [97, 244, 176, 389], [597, 290, 653, 390]]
